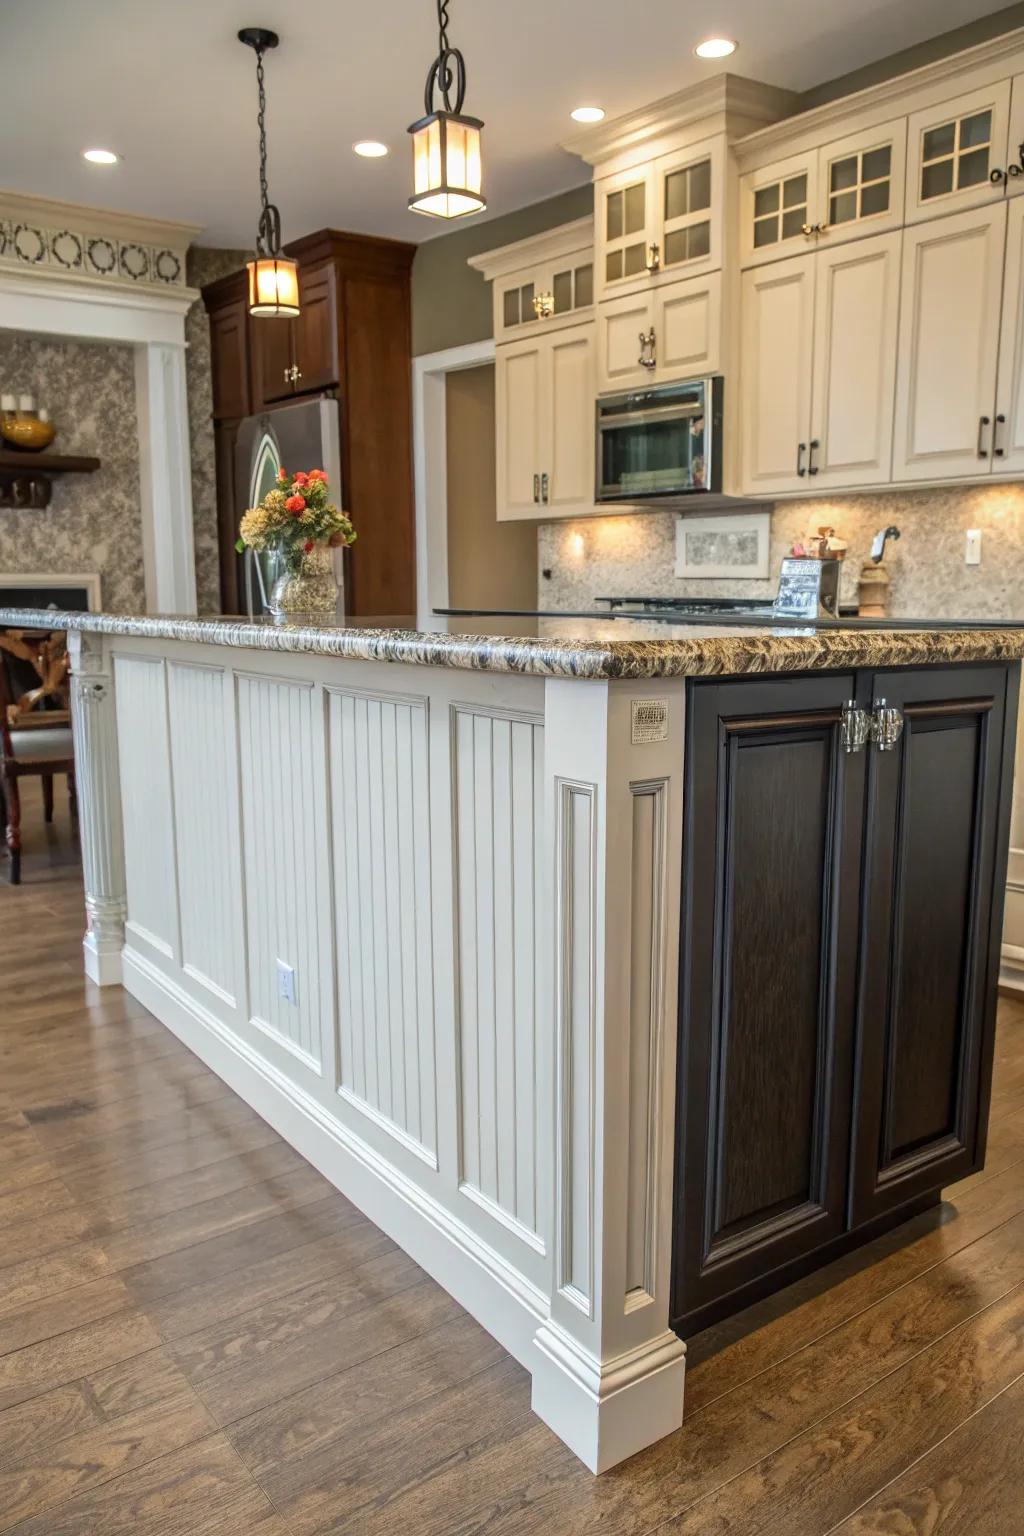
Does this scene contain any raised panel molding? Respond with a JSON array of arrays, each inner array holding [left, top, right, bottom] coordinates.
[[555, 776, 598, 1314], [113, 653, 179, 960], [328, 687, 438, 1164], [625, 779, 668, 1308], [167, 661, 240, 1008], [453, 706, 545, 1245], [236, 672, 326, 1075]]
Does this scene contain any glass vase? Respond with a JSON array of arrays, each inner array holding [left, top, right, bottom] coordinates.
[[268, 543, 340, 621]]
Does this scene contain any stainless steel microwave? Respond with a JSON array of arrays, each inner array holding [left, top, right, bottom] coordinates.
[[596, 376, 723, 503]]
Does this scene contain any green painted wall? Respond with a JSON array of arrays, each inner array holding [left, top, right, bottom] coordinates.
[[411, 182, 593, 356]]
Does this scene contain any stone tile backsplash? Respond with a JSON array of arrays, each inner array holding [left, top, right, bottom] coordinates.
[[538, 484, 1024, 620]]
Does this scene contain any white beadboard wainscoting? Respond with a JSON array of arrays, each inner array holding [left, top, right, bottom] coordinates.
[[67, 629, 687, 1472]]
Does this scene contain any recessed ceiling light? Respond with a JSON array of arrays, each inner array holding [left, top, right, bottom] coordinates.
[[353, 140, 389, 158], [570, 106, 605, 124], [82, 147, 119, 165], [695, 37, 737, 59]]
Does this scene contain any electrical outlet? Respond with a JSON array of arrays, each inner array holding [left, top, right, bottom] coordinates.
[[966, 528, 982, 565], [276, 960, 296, 1004]]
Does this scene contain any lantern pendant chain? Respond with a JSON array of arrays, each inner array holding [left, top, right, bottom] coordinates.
[[252, 42, 282, 257]]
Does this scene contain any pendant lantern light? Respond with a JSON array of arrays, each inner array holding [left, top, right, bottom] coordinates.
[[408, 0, 485, 219], [238, 27, 300, 317]]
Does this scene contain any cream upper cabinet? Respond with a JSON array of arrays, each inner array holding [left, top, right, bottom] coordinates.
[[904, 81, 1011, 223], [808, 230, 901, 488], [596, 137, 722, 300], [741, 119, 905, 267], [1003, 72, 1024, 194], [993, 196, 1024, 470], [892, 202, 1007, 481], [469, 217, 595, 344], [495, 324, 598, 521], [496, 335, 546, 519], [596, 271, 721, 391], [739, 254, 815, 494]]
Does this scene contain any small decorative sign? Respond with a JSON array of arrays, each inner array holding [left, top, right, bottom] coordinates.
[[773, 557, 841, 620], [631, 698, 669, 744]]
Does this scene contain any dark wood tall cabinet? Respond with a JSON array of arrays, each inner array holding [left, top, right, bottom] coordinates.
[[202, 229, 416, 618], [672, 662, 1017, 1338]]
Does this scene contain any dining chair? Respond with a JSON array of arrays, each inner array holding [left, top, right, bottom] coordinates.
[[0, 629, 76, 884]]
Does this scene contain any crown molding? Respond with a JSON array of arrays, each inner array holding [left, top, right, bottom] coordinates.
[[467, 216, 593, 280], [0, 190, 202, 250], [734, 24, 1024, 162], [0, 262, 199, 319], [561, 74, 798, 166]]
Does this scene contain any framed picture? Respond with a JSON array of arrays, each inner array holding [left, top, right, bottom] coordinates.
[[674, 511, 770, 580]]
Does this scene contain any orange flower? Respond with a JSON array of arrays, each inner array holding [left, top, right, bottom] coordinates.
[[277, 467, 288, 481], [285, 494, 306, 514], [292, 471, 310, 488], [307, 468, 327, 483], [303, 540, 314, 553]]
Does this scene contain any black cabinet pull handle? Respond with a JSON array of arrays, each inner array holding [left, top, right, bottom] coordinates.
[[797, 442, 807, 477], [995, 413, 1007, 457], [978, 416, 992, 458], [808, 439, 820, 475]]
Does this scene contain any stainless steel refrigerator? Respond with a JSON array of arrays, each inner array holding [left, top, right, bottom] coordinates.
[[234, 395, 344, 617]]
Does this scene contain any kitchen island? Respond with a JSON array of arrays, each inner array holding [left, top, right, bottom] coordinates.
[[4, 605, 1022, 1473]]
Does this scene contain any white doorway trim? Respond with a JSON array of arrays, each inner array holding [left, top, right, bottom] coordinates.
[[412, 337, 495, 629], [0, 266, 199, 616]]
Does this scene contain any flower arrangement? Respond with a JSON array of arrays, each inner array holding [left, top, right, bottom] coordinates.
[[236, 468, 355, 575]]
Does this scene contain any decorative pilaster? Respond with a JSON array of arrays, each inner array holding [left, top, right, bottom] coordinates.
[[68, 630, 126, 985], [532, 676, 687, 1473], [134, 341, 197, 615]]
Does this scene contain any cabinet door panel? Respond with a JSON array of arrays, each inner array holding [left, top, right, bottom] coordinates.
[[994, 196, 1024, 472], [208, 299, 251, 421], [547, 327, 596, 517], [740, 149, 819, 270], [293, 264, 340, 392], [495, 338, 545, 520], [851, 666, 1014, 1224], [596, 289, 654, 392], [810, 231, 900, 488], [817, 118, 906, 246], [905, 81, 1011, 224], [892, 203, 1005, 481], [250, 311, 295, 407], [672, 674, 864, 1336], [653, 271, 721, 382], [739, 253, 815, 494]]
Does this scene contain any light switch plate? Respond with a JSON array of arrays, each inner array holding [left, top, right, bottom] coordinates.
[[966, 528, 982, 565]]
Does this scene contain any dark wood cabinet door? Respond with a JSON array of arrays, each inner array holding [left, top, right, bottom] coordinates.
[[293, 264, 340, 392], [208, 300, 251, 421], [850, 664, 1016, 1224], [672, 674, 866, 1335], [250, 313, 296, 407]]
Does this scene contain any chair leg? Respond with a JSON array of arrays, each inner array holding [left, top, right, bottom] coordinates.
[[4, 774, 21, 885], [42, 773, 54, 823], [68, 770, 78, 822]]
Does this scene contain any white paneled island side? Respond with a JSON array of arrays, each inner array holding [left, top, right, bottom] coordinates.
[[7, 607, 1024, 1472]]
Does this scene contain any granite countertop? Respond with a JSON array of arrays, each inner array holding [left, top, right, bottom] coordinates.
[[4, 606, 1024, 680]]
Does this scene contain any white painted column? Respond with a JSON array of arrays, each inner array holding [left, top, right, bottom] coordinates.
[[134, 341, 197, 616], [69, 630, 126, 986], [532, 675, 688, 1472]]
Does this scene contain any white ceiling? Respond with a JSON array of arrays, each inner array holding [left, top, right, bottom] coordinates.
[[2, 0, 1010, 247]]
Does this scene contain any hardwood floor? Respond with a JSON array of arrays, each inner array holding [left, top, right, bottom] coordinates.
[[2, 782, 1024, 1534]]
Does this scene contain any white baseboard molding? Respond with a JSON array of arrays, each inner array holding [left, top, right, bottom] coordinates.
[[122, 948, 548, 1373], [84, 932, 122, 987], [1000, 941, 1024, 996]]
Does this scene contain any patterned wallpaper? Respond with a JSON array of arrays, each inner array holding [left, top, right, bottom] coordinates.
[[538, 482, 1024, 621], [185, 247, 250, 614], [0, 333, 144, 612]]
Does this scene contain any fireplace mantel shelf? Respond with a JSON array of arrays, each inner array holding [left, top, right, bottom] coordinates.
[[0, 450, 100, 475]]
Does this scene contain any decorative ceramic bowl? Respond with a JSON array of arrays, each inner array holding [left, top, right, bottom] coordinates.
[[0, 415, 57, 452]]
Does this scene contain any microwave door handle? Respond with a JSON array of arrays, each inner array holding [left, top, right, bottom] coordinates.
[[598, 405, 703, 430]]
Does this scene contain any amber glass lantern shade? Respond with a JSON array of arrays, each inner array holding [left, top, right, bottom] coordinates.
[[247, 255, 300, 317], [408, 111, 485, 218]]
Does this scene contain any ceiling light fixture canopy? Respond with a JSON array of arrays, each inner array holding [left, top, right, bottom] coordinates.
[[238, 26, 300, 318], [408, 0, 485, 219]]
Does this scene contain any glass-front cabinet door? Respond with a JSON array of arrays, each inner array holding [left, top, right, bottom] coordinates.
[[818, 119, 906, 240], [494, 252, 595, 342], [904, 81, 1010, 223], [740, 150, 819, 268], [598, 163, 656, 295]]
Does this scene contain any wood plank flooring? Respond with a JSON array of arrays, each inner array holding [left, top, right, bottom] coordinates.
[[2, 781, 1024, 1533]]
